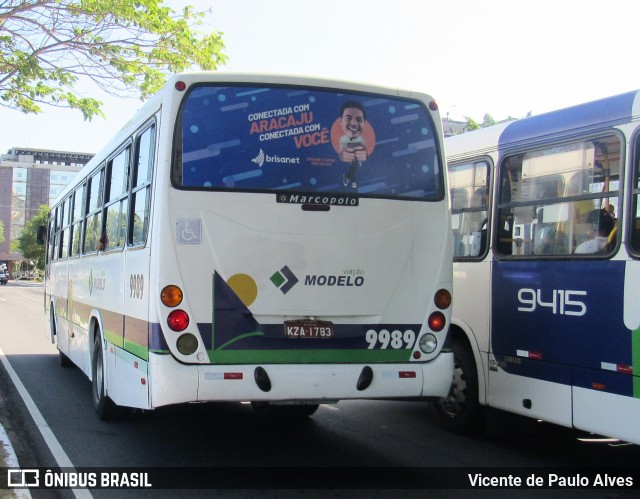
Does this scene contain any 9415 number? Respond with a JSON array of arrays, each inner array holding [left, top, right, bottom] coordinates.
[[517, 288, 586, 316]]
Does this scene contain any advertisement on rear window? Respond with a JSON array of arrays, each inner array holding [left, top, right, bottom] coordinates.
[[174, 84, 442, 200]]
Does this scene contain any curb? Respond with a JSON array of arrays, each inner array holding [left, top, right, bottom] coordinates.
[[0, 422, 31, 498]]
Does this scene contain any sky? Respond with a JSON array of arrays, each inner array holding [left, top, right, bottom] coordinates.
[[1, 0, 639, 155]]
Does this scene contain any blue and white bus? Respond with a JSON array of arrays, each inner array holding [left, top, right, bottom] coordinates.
[[44, 72, 453, 419], [433, 90, 640, 444]]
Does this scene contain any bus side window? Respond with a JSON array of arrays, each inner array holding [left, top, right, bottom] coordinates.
[[129, 123, 155, 247], [498, 137, 621, 258], [48, 207, 58, 263], [84, 167, 105, 253], [104, 146, 131, 250], [449, 160, 490, 258], [631, 139, 640, 254], [497, 212, 513, 255], [71, 184, 85, 256], [450, 187, 468, 257]]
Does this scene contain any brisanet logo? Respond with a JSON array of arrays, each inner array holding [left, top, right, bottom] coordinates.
[[252, 148, 300, 167]]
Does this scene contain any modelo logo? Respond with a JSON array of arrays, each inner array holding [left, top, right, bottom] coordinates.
[[517, 288, 587, 316], [304, 275, 364, 287]]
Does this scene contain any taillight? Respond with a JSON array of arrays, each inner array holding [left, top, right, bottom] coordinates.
[[161, 285, 183, 307], [167, 310, 190, 332], [434, 289, 451, 309], [428, 311, 446, 332], [176, 333, 198, 355]]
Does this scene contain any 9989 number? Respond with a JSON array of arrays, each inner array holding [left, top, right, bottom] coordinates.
[[130, 273, 144, 299], [365, 329, 416, 350]]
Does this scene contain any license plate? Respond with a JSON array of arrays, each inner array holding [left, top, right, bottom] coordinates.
[[284, 320, 334, 339]]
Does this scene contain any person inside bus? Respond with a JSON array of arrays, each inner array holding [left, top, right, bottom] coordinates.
[[574, 208, 616, 254], [97, 230, 107, 251]]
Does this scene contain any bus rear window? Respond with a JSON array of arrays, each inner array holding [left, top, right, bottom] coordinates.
[[172, 84, 443, 201]]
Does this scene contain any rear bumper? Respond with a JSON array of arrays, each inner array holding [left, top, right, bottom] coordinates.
[[149, 352, 453, 408]]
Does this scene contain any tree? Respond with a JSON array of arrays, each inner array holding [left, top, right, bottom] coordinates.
[[0, 220, 4, 243], [0, 0, 227, 120], [465, 117, 480, 131], [482, 113, 495, 128], [16, 205, 49, 271]]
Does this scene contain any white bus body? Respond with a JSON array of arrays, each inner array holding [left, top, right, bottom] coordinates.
[[434, 90, 640, 444], [45, 73, 453, 418]]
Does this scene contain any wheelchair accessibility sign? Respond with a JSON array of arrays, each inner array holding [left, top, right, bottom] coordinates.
[[177, 219, 202, 244]]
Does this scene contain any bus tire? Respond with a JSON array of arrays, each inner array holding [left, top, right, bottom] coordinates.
[[429, 339, 483, 435], [92, 335, 118, 420], [251, 402, 319, 417]]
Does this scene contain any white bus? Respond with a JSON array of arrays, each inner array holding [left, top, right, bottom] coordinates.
[[44, 72, 453, 419], [432, 90, 640, 444]]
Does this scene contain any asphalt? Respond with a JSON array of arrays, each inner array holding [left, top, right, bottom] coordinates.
[[0, 279, 39, 498]]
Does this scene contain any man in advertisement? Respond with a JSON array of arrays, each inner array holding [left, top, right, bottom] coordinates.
[[338, 101, 369, 189]]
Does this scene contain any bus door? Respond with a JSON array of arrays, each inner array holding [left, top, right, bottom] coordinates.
[[489, 136, 625, 427], [93, 124, 155, 409], [570, 128, 640, 442], [117, 124, 156, 408], [449, 159, 493, 371]]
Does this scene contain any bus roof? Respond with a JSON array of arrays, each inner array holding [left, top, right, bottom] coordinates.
[[498, 89, 640, 150], [53, 71, 441, 206], [445, 89, 640, 163], [445, 121, 510, 161]]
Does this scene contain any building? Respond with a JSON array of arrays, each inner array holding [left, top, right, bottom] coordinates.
[[0, 147, 93, 276], [442, 118, 468, 137]]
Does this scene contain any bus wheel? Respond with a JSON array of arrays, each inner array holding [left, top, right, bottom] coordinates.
[[430, 339, 483, 435], [92, 336, 118, 420], [251, 402, 319, 417]]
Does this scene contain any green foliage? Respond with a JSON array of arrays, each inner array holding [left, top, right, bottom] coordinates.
[[0, 220, 4, 244], [0, 0, 227, 120], [482, 113, 495, 127], [463, 113, 518, 133], [465, 117, 480, 131], [16, 205, 49, 270]]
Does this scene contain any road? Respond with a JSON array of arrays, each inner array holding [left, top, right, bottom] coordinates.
[[0, 282, 639, 499]]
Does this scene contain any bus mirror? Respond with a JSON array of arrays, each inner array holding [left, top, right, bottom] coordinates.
[[37, 225, 47, 245]]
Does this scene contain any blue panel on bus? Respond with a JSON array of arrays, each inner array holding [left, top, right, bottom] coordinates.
[[573, 365, 633, 397], [498, 91, 638, 149], [491, 260, 632, 385]]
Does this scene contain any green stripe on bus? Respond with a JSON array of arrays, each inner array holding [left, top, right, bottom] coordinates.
[[104, 329, 124, 348], [207, 349, 412, 364], [124, 338, 149, 361], [104, 330, 150, 361]]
